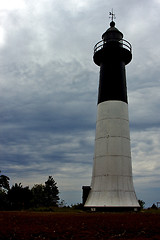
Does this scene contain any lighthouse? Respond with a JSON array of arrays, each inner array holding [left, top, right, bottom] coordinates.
[[84, 13, 140, 211]]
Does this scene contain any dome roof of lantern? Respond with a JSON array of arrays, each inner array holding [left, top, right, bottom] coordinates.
[[102, 21, 123, 40]]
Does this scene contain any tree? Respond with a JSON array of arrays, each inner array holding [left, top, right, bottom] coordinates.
[[44, 176, 59, 207], [138, 199, 145, 209], [151, 203, 158, 209], [0, 190, 9, 210], [31, 184, 46, 207], [0, 171, 10, 191], [0, 171, 10, 210], [8, 183, 32, 210], [31, 176, 60, 208]]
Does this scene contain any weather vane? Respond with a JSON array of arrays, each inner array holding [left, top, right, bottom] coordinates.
[[109, 9, 116, 21]]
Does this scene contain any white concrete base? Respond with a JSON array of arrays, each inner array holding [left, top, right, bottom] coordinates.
[[85, 101, 139, 208]]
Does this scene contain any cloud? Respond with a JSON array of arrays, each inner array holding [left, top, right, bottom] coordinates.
[[131, 129, 160, 206]]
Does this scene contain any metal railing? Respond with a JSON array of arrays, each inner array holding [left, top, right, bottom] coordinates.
[[94, 38, 132, 54]]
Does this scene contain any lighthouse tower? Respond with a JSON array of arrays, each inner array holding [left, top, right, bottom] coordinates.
[[84, 13, 140, 211]]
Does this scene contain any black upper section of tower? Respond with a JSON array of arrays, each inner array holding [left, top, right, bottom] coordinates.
[[94, 20, 132, 104]]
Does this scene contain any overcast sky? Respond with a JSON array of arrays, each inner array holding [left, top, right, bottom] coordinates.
[[0, 0, 160, 207]]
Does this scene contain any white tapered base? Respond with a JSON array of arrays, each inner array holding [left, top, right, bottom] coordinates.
[[85, 101, 139, 208]]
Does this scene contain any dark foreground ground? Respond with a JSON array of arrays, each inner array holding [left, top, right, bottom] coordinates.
[[1, 211, 160, 240]]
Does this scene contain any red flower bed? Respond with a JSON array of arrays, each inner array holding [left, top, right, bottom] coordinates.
[[0, 211, 160, 239]]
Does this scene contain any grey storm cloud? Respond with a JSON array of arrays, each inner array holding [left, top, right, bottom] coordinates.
[[0, 0, 160, 206]]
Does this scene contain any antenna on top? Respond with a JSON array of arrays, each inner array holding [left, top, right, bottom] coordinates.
[[109, 9, 116, 22]]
